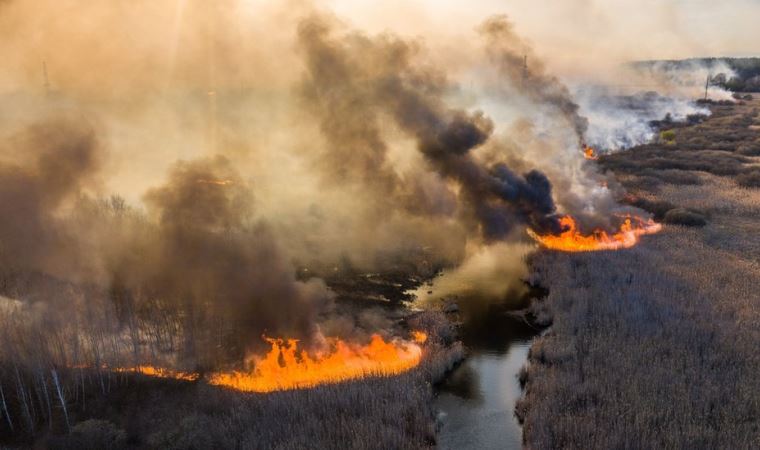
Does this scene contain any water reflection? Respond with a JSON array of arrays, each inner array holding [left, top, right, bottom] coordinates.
[[438, 363, 482, 402], [435, 306, 540, 450]]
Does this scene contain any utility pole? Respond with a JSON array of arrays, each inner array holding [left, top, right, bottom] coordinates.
[[704, 74, 710, 101], [522, 54, 528, 88]]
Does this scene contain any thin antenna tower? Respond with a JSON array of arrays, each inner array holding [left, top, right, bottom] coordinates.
[[43, 61, 50, 96]]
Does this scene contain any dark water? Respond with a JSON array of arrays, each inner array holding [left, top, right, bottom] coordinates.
[[435, 309, 540, 450]]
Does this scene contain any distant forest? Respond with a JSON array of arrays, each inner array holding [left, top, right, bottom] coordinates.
[[632, 57, 760, 92]]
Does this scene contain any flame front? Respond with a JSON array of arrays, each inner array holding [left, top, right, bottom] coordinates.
[[528, 215, 662, 252], [412, 330, 428, 344], [208, 333, 426, 393], [114, 365, 200, 381], [583, 146, 599, 160]]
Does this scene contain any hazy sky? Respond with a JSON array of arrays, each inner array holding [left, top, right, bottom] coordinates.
[[325, 0, 760, 63]]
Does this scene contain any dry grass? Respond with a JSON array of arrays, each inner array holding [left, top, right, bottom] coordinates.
[[520, 97, 760, 448], [0, 270, 462, 450]]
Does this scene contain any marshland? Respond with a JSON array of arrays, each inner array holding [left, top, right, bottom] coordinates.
[[1, 1, 759, 449]]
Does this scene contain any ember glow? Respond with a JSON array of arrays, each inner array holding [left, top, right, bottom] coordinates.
[[207, 333, 426, 393], [114, 365, 200, 382], [583, 146, 599, 160], [412, 330, 428, 344], [528, 215, 662, 252]]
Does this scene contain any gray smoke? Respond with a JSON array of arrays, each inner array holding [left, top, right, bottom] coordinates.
[[480, 15, 589, 146], [0, 117, 102, 277], [576, 88, 710, 151], [0, 119, 333, 366], [132, 156, 333, 357], [298, 15, 563, 239]]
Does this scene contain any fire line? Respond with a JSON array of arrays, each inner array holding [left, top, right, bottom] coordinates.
[[528, 215, 662, 252], [95, 332, 428, 393], [208, 332, 427, 393]]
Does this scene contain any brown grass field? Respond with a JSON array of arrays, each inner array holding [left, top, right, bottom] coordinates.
[[519, 96, 760, 448]]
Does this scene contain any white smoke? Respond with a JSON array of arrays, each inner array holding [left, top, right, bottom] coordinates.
[[576, 87, 710, 151], [633, 59, 737, 100]]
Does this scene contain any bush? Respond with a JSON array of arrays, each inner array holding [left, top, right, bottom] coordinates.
[[49, 420, 127, 450], [660, 129, 676, 143], [622, 197, 676, 221], [737, 170, 760, 187], [737, 142, 760, 156], [620, 175, 662, 193], [146, 414, 224, 450], [663, 208, 707, 227]]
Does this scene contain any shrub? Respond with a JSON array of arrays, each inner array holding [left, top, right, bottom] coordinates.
[[622, 197, 676, 221], [620, 175, 662, 193], [48, 420, 127, 450], [663, 208, 707, 227], [737, 142, 760, 156], [737, 170, 760, 187], [660, 129, 676, 143], [146, 415, 223, 450]]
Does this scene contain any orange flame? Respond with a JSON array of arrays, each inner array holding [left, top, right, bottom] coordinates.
[[208, 333, 426, 393], [528, 215, 662, 252], [114, 365, 200, 381], [583, 146, 599, 160]]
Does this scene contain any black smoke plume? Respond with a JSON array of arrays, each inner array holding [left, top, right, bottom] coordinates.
[[124, 156, 333, 360], [298, 15, 563, 238], [0, 118, 102, 277], [480, 15, 589, 145], [0, 119, 333, 369]]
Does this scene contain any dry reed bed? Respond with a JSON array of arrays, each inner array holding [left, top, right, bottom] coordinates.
[[520, 99, 760, 448]]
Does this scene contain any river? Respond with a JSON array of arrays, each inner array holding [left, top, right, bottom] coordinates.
[[434, 308, 540, 450]]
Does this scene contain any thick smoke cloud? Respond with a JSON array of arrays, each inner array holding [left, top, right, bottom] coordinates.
[[479, 15, 589, 145], [0, 119, 333, 366], [0, 118, 102, 277], [298, 15, 563, 238], [1, 0, 721, 373], [576, 89, 710, 151], [138, 156, 333, 355]]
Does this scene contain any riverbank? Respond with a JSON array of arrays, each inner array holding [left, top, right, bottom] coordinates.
[[428, 283, 550, 449], [435, 311, 538, 450], [518, 97, 760, 448]]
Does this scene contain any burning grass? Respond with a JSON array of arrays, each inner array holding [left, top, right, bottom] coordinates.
[[208, 333, 427, 393], [527, 215, 662, 252], [0, 310, 462, 449], [113, 366, 200, 382], [519, 96, 760, 448], [76, 333, 429, 393]]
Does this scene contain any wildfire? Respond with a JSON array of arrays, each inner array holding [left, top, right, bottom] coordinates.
[[74, 333, 427, 392], [583, 146, 599, 160], [411, 330, 428, 344], [528, 215, 662, 252], [207, 332, 426, 393], [114, 365, 200, 382]]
